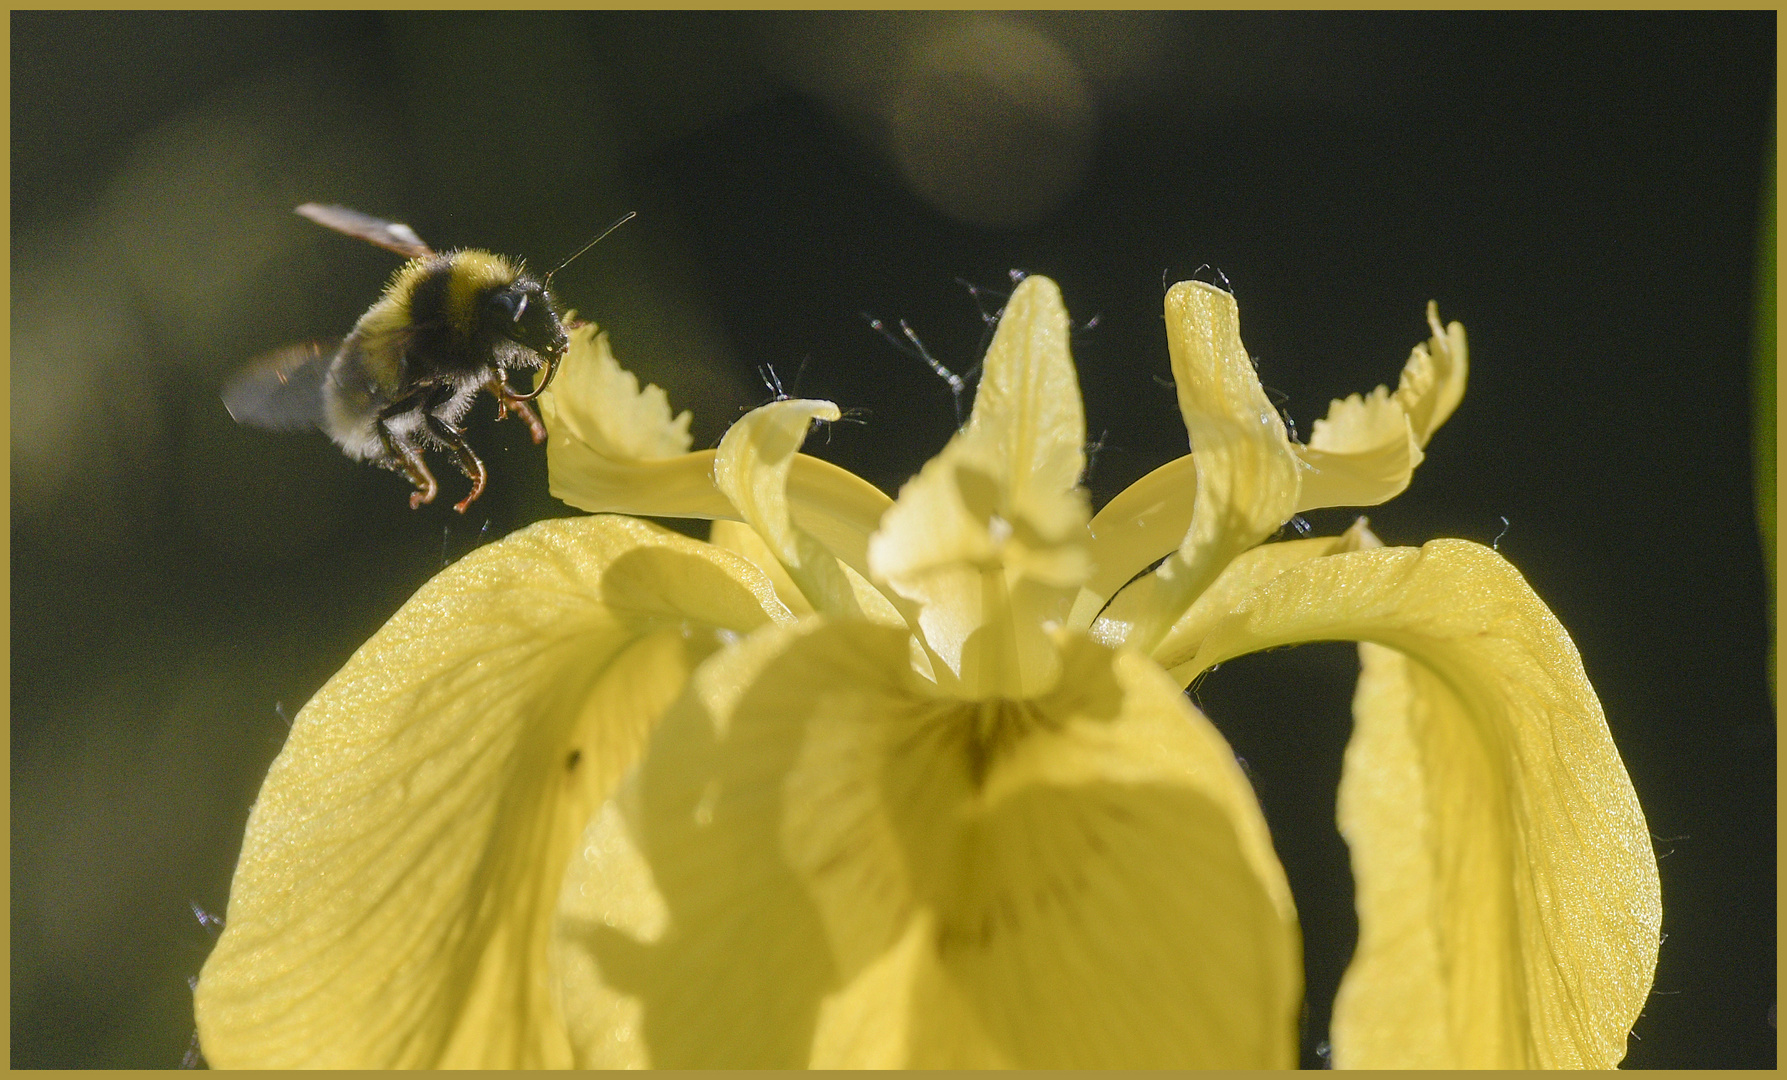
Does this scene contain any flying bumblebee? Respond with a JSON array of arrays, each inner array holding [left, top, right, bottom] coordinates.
[[223, 204, 629, 513]]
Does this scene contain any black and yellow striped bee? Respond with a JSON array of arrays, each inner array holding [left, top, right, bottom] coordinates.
[[224, 204, 622, 513]]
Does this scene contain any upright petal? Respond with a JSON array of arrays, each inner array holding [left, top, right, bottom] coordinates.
[[1186, 540, 1660, 1068], [553, 621, 1300, 1068], [1075, 302, 1467, 627], [541, 323, 894, 581], [964, 276, 1092, 542], [542, 324, 731, 520], [1105, 282, 1303, 654], [1294, 303, 1469, 512], [195, 516, 791, 1068], [1396, 301, 1469, 446], [545, 323, 693, 461], [715, 397, 863, 620], [868, 275, 1091, 697], [709, 518, 908, 632], [1293, 393, 1424, 513], [1068, 455, 1196, 630]]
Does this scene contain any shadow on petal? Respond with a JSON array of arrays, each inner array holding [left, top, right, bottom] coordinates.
[[196, 516, 788, 1068], [556, 623, 1299, 1068]]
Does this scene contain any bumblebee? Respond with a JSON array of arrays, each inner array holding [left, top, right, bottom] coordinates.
[[224, 204, 616, 513]]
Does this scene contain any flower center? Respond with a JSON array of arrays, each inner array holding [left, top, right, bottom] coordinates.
[[964, 697, 1052, 787]]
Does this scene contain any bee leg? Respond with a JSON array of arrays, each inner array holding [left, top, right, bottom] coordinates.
[[376, 408, 438, 510], [486, 375, 547, 444], [401, 455, 439, 510], [424, 414, 489, 514]]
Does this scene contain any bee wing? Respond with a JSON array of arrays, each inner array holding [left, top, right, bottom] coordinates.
[[295, 203, 434, 259], [222, 340, 337, 431]]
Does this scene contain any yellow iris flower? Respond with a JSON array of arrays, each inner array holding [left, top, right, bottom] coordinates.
[[194, 276, 1660, 1068]]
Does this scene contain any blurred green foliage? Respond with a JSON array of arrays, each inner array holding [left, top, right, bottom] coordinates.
[[1754, 128, 1775, 699]]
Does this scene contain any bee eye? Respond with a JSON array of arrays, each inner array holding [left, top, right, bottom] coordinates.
[[488, 290, 528, 324]]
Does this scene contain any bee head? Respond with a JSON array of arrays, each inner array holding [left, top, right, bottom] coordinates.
[[485, 280, 568, 363]]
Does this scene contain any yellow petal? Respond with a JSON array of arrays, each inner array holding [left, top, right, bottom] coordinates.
[[554, 620, 1300, 1068], [548, 441, 735, 521], [1073, 303, 1467, 625], [1330, 642, 1471, 1067], [867, 275, 1091, 696], [1094, 517, 1377, 683], [194, 516, 790, 1068], [1067, 454, 1196, 630], [1397, 301, 1469, 446], [541, 325, 894, 577], [784, 453, 900, 584], [709, 517, 811, 615], [541, 324, 735, 519], [1117, 282, 1303, 654], [543, 322, 693, 461], [962, 275, 1091, 544], [715, 397, 865, 619], [552, 435, 892, 585], [1291, 303, 1468, 512], [1187, 540, 1660, 1068], [709, 518, 910, 634], [1293, 396, 1423, 513]]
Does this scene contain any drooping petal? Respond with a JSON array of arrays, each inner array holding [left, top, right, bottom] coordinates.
[[868, 275, 1091, 697], [1114, 282, 1303, 655], [541, 323, 893, 579], [1330, 641, 1478, 1067], [1185, 539, 1661, 1068], [1294, 302, 1469, 512], [553, 620, 1300, 1068], [194, 516, 792, 1068]]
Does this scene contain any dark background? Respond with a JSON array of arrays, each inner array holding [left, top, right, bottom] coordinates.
[[11, 12, 1775, 1069]]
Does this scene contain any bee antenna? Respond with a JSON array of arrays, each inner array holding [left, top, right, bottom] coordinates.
[[546, 211, 636, 285]]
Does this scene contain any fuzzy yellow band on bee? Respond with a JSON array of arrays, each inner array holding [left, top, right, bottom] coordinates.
[[445, 250, 525, 335], [357, 250, 524, 345], [355, 261, 430, 347]]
